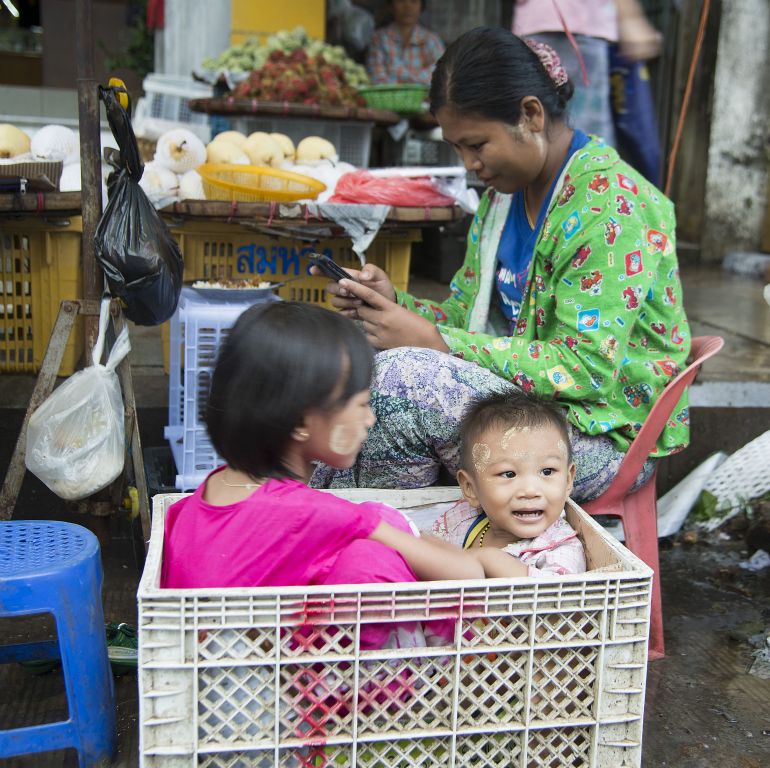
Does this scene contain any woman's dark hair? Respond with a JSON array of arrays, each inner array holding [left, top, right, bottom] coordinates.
[[206, 301, 374, 479], [459, 389, 573, 470], [429, 26, 573, 126]]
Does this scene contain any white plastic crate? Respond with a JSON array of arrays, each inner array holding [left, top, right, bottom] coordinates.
[[134, 74, 213, 143], [164, 287, 278, 490], [138, 489, 653, 768], [226, 116, 373, 168]]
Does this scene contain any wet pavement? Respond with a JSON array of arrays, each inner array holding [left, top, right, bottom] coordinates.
[[643, 534, 769, 767]]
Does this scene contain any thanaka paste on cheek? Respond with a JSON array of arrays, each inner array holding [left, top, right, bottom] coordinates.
[[329, 424, 359, 455], [472, 442, 491, 473]]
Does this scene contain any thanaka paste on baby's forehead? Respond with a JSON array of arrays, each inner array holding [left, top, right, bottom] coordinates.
[[500, 425, 530, 450]]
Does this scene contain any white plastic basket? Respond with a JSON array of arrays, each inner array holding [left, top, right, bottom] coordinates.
[[134, 74, 213, 143], [138, 489, 653, 768], [701, 429, 770, 526], [165, 288, 277, 490], [227, 116, 373, 168]]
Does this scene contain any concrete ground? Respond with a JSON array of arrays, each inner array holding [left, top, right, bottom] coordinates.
[[0, 263, 769, 766]]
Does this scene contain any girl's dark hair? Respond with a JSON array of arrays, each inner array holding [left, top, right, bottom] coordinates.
[[205, 302, 374, 479], [459, 389, 573, 470], [429, 26, 573, 126]]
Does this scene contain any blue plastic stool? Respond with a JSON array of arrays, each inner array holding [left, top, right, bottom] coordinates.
[[0, 521, 116, 766]]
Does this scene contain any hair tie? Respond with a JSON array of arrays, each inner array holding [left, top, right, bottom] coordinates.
[[525, 39, 569, 88]]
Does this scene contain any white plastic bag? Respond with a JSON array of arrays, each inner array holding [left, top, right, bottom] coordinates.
[[25, 299, 131, 500]]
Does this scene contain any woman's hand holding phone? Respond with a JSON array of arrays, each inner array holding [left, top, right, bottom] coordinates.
[[339, 278, 449, 352], [311, 262, 448, 351], [310, 263, 397, 311]]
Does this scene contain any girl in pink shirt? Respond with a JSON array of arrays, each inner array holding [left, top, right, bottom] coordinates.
[[161, 301, 481, 650]]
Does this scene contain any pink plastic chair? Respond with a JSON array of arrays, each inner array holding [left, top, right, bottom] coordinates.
[[581, 336, 724, 660]]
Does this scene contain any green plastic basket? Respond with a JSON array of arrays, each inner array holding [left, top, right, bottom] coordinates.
[[357, 84, 429, 115]]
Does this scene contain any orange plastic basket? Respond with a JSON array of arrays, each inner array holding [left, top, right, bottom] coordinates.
[[197, 164, 326, 202]]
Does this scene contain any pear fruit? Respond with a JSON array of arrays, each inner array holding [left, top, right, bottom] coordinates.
[[205, 140, 250, 165], [270, 132, 296, 162], [210, 130, 247, 149], [243, 132, 284, 168], [0, 123, 31, 158], [296, 136, 338, 164]]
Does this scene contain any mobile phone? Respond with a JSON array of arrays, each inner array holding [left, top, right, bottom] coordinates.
[[309, 253, 357, 283]]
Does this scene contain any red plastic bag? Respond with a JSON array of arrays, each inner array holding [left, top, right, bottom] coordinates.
[[329, 171, 456, 207]]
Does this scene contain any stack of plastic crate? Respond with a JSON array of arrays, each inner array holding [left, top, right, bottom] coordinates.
[[139, 489, 653, 768], [164, 288, 278, 490]]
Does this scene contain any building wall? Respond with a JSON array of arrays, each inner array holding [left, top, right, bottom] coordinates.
[[40, 0, 136, 90], [231, 0, 325, 45], [703, 0, 770, 262]]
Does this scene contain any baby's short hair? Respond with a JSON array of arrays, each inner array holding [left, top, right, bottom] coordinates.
[[459, 389, 573, 470]]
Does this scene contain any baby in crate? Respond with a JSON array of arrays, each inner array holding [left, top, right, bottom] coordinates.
[[432, 390, 587, 578]]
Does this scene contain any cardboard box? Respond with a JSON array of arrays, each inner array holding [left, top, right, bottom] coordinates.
[[0, 158, 63, 190]]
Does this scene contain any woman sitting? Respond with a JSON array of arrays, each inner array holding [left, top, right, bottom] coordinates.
[[313, 27, 691, 503]]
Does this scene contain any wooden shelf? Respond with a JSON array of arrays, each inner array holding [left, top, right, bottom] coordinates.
[[159, 199, 467, 227], [0, 192, 82, 217], [189, 97, 402, 126], [0, 192, 468, 227]]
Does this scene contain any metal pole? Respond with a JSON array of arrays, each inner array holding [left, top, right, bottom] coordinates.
[[75, 0, 103, 353]]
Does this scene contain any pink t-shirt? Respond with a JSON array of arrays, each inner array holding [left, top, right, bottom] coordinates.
[[513, 0, 618, 43], [161, 472, 416, 589]]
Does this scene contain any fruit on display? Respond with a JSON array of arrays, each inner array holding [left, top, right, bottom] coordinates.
[[154, 128, 207, 174], [0, 123, 32, 158], [205, 139, 250, 165], [232, 48, 365, 107], [201, 26, 369, 108], [30, 124, 79, 164], [270, 133, 296, 162], [193, 129, 350, 203], [243, 132, 284, 168], [59, 162, 82, 192], [201, 26, 369, 86], [296, 136, 338, 164], [138, 161, 179, 207], [178, 169, 205, 200], [211, 130, 248, 149]]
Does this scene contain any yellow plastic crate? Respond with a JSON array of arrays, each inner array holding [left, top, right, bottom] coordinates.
[[0, 217, 84, 375], [161, 221, 419, 372]]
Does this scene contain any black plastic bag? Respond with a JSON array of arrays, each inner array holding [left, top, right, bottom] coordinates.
[[94, 85, 184, 326]]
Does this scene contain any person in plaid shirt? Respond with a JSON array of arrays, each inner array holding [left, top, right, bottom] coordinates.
[[366, 0, 445, 85]]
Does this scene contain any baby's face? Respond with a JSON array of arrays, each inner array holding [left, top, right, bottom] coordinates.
[[459, 423, 575, 544]]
